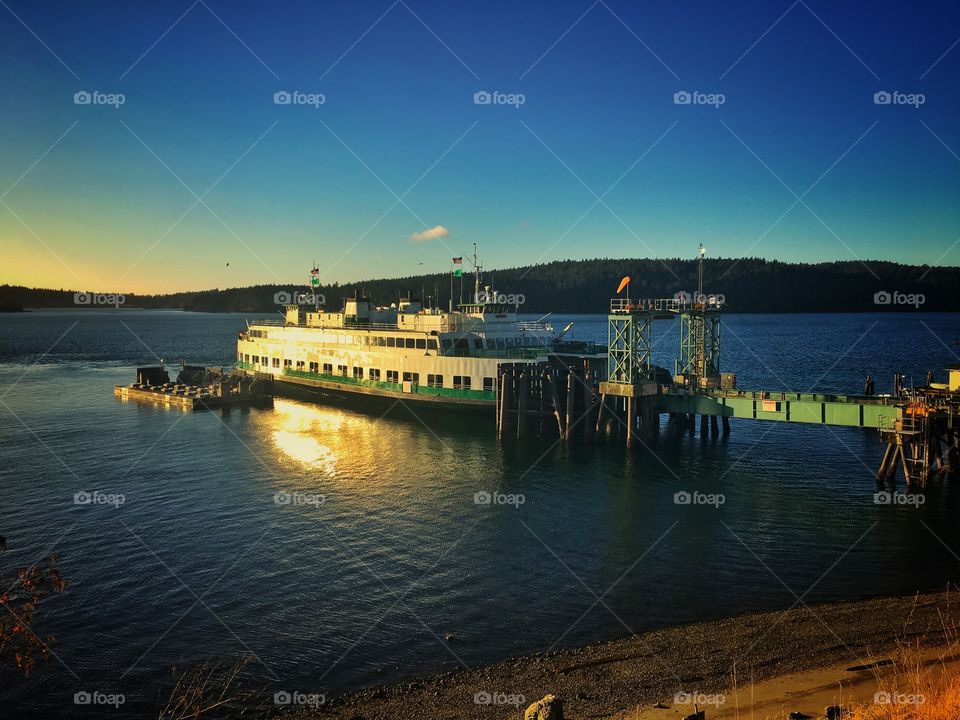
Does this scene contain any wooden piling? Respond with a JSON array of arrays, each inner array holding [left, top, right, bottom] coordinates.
[[548, 369, 564, 437], [596, 394, 607, 434], [583, 378, 596, 441], [497, 368, 511, 439], [565, 370, 575, 442], [517, 369, 529, 439], [876, 443, 893, 483]]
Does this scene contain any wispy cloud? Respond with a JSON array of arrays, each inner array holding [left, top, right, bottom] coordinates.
[[410, 225, 449, 243]]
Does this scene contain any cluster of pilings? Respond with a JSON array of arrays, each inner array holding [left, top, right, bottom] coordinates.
[[495, 361, 604, 441], [495, 361, 734, 445], [876, 405, 960, 488], [665, 411, 730, 438], [593, 394, 732, 447]]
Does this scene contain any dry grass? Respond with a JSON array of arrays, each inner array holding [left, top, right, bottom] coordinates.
[[845, 641, 960, 720]]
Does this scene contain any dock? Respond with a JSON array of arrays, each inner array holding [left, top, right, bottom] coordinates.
[[114, 365, 273, 411], [496, 295, 960, 489]]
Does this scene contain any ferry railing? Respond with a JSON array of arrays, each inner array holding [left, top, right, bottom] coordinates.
[[247, 316, 560, 335], [516, 320, 554, 332]]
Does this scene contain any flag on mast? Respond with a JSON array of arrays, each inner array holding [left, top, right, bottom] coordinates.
[[452, 257, 462, 264]]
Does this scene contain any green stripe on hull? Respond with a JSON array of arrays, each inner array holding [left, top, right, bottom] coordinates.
[[237, 364, 495, 405]]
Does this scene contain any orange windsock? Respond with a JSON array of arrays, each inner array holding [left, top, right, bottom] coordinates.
[[616, 275, 630, 294]]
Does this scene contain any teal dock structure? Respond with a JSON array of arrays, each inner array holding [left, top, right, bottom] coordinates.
[[496, 294, 959, 489], [590, 295, 960, 487]]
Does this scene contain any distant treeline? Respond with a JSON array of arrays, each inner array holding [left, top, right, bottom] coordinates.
[[2, 258, 958, 313]]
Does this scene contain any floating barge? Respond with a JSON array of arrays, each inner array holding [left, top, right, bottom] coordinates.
[[114, 365, 273, 411]]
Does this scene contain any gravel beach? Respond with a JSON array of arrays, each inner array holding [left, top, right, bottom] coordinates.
[[294, 590, 959, 719]]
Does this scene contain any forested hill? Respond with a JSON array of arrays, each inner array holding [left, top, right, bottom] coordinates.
[[3, 257, 957, 313]]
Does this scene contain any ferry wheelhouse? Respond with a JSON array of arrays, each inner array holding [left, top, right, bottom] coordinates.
[[236, 285, 600, 409]]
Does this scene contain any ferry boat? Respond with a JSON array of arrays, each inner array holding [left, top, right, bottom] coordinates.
[[236, 265, 603, 410]]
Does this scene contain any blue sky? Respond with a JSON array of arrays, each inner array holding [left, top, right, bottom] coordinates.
[[2, 0, 959, 292]]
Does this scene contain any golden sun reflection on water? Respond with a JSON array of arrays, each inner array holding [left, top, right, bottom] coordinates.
[[260, 396, 491, 501], [267, 398, 346, 475]]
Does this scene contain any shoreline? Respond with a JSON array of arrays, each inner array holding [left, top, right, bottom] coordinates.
[[297, 589, 959, 719]]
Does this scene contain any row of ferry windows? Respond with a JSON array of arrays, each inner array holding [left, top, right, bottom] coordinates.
[[249, 330, 545, 351], [240, 353, 493, 391], [446, 336, 546, 350]]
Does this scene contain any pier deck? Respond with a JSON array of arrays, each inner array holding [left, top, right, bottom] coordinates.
[[114, 365, 273, 411], [113, 383, 272, 411], [656, 389, 913, 429]]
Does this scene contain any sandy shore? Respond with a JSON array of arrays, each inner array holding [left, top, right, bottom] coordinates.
[[293, 590, 959, 719]]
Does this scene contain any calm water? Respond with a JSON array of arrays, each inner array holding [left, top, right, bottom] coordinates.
[[2, 310, 959, 716]]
